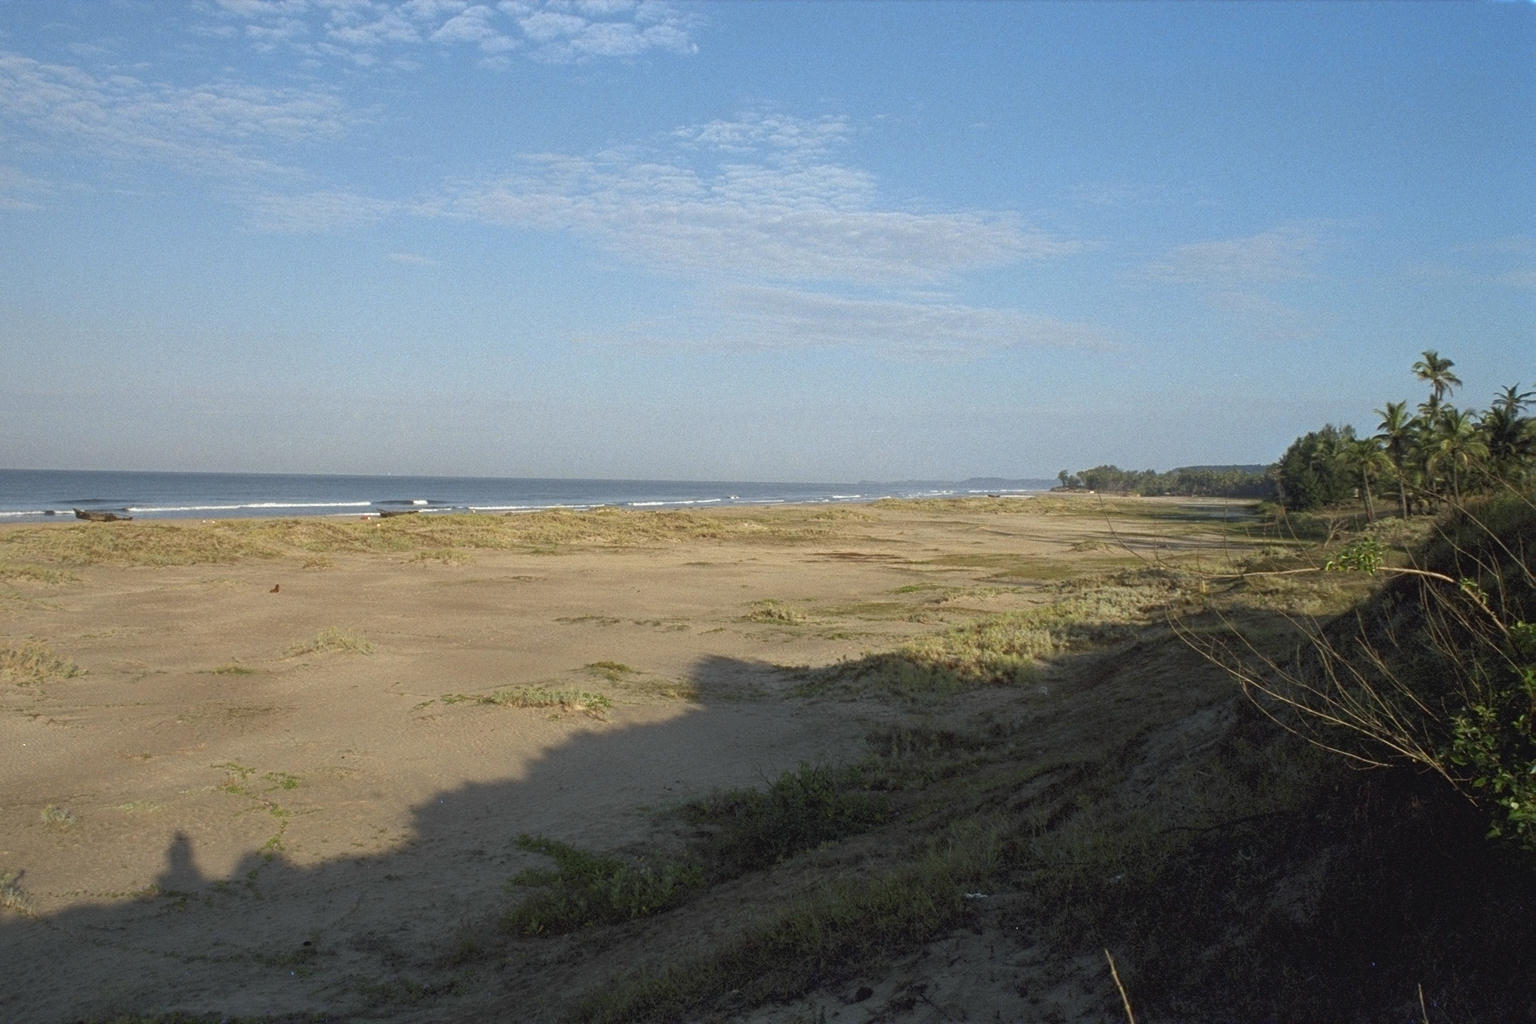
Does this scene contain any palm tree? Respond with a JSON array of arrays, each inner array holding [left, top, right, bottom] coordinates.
[[1427, 406, 1488, 501], [1493, 383, 1533, 417], [1480, 404, 1536, 484], [1375, 400, 1416, 518], [1336, 436, 1392, 522], [1413, 349, 1462, 418]]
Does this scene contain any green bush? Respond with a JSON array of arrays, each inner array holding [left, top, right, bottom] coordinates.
[[1209, 492, 1536, 854], [1449, 620, 1536, 847]]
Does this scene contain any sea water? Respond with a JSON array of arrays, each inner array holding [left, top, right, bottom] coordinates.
[[0, 469, 1048, 522]]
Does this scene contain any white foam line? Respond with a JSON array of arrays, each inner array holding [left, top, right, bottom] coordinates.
[[128, 501, 373, 513]]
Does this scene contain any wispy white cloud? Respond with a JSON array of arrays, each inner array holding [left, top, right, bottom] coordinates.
[[1142, 226, 1321, 285], [0, 164, 57, 210], [202, 0, 699, 65], [431, 5, 515, 51], [435, 112, 1086, 285], [386, 250, 438, 265], [675, 112, 852, 159], [1456, 236, 1536, 289], [582, 284, 1114, 357], [1070, 180, 1169, 209], [1401, 236, 1534, 290], [1203, 289, 1320, 341], [242, 188, 398, 231], [232, 110, 1097, 357], [0, 52, 349, 182], [1138, 226, 1330, 341]]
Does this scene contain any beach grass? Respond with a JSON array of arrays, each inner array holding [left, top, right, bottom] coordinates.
[[285, 627, 374, 657], [572, 826, 1000, 1024], [799, 567, 1198, 699], [0, 638, 83, 684], [682, 762, 888, 878], [503, 835, 703, 936], [0, 505, 879, 568], [745, 599, 809, 624], [440, 686, 613, 715], [0, 562, 78, 583], [0, 497, 1257, 572], [39, 805, 78, 830], [204, 660, 259, 676], [0, 869, 27, 912]]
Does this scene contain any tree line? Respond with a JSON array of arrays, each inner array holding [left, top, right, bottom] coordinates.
[[1272, 351, 1534, 518], [1055, 464, 1273, 498], [1058, 351, 1534, 515]]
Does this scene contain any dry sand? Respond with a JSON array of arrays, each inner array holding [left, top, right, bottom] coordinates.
[[0, 499, 1245, 1022]]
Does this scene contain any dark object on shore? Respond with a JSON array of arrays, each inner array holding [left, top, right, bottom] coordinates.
[[73, 508, 132, 522], [270, 584, 280, 593], [377, 508, 420, 518]]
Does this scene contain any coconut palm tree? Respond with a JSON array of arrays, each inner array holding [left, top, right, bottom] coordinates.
[[1336, 436, 1392, 522], [1413, 349, 1462, 418], [1493, 383, 1534, 417], [1375, 400, 1417, 518], [1427, 406, 1488, 501], [1480, 403, 1536, 484]]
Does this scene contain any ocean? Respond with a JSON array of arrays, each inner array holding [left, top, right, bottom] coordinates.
[[0, 469, 1050, 523]]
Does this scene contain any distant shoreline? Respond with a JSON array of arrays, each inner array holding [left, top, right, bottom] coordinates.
[[0, 468, 1055, 524]]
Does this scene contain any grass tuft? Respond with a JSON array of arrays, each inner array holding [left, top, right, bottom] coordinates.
[[441, 686, 612, 716], [683, 763, 888, 878], [0, 563, 78, 583], [205, 660, 258, 676], [747, 600, 809, 624], [0, 869, 27, 913], [503, 835, 702, 935], [408, 547, 470, 565], [0, 638, 83, 684], [285, 627, 374, 657], [40, 805, 78, 829]]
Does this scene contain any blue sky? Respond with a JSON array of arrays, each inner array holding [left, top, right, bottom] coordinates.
[[1, 0, 1532, 481]]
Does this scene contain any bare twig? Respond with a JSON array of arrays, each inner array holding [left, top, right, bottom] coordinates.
[[1105, 948, 1136, 1024]]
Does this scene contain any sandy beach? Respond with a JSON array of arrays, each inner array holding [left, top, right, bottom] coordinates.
[[0, 497, 1258, 1022]]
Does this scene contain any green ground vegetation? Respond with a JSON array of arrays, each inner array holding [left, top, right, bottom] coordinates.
[[0, 504, 874, 568], [439, 686, 613, 716], [0, 637, 83, 684], [284, 627, 374, 657]]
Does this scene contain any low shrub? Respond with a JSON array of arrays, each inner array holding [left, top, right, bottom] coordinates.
[[683, 763, 887, 877], [503, 835, 701, 935]]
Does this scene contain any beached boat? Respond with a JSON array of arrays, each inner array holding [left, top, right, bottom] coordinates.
[[73, 508, 132, 522]]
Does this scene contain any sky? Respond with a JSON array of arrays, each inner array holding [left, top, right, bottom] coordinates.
[[1, 0, 1532, 482]]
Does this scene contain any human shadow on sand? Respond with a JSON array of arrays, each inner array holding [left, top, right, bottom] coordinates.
[[0, 655, 869, 1024]]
